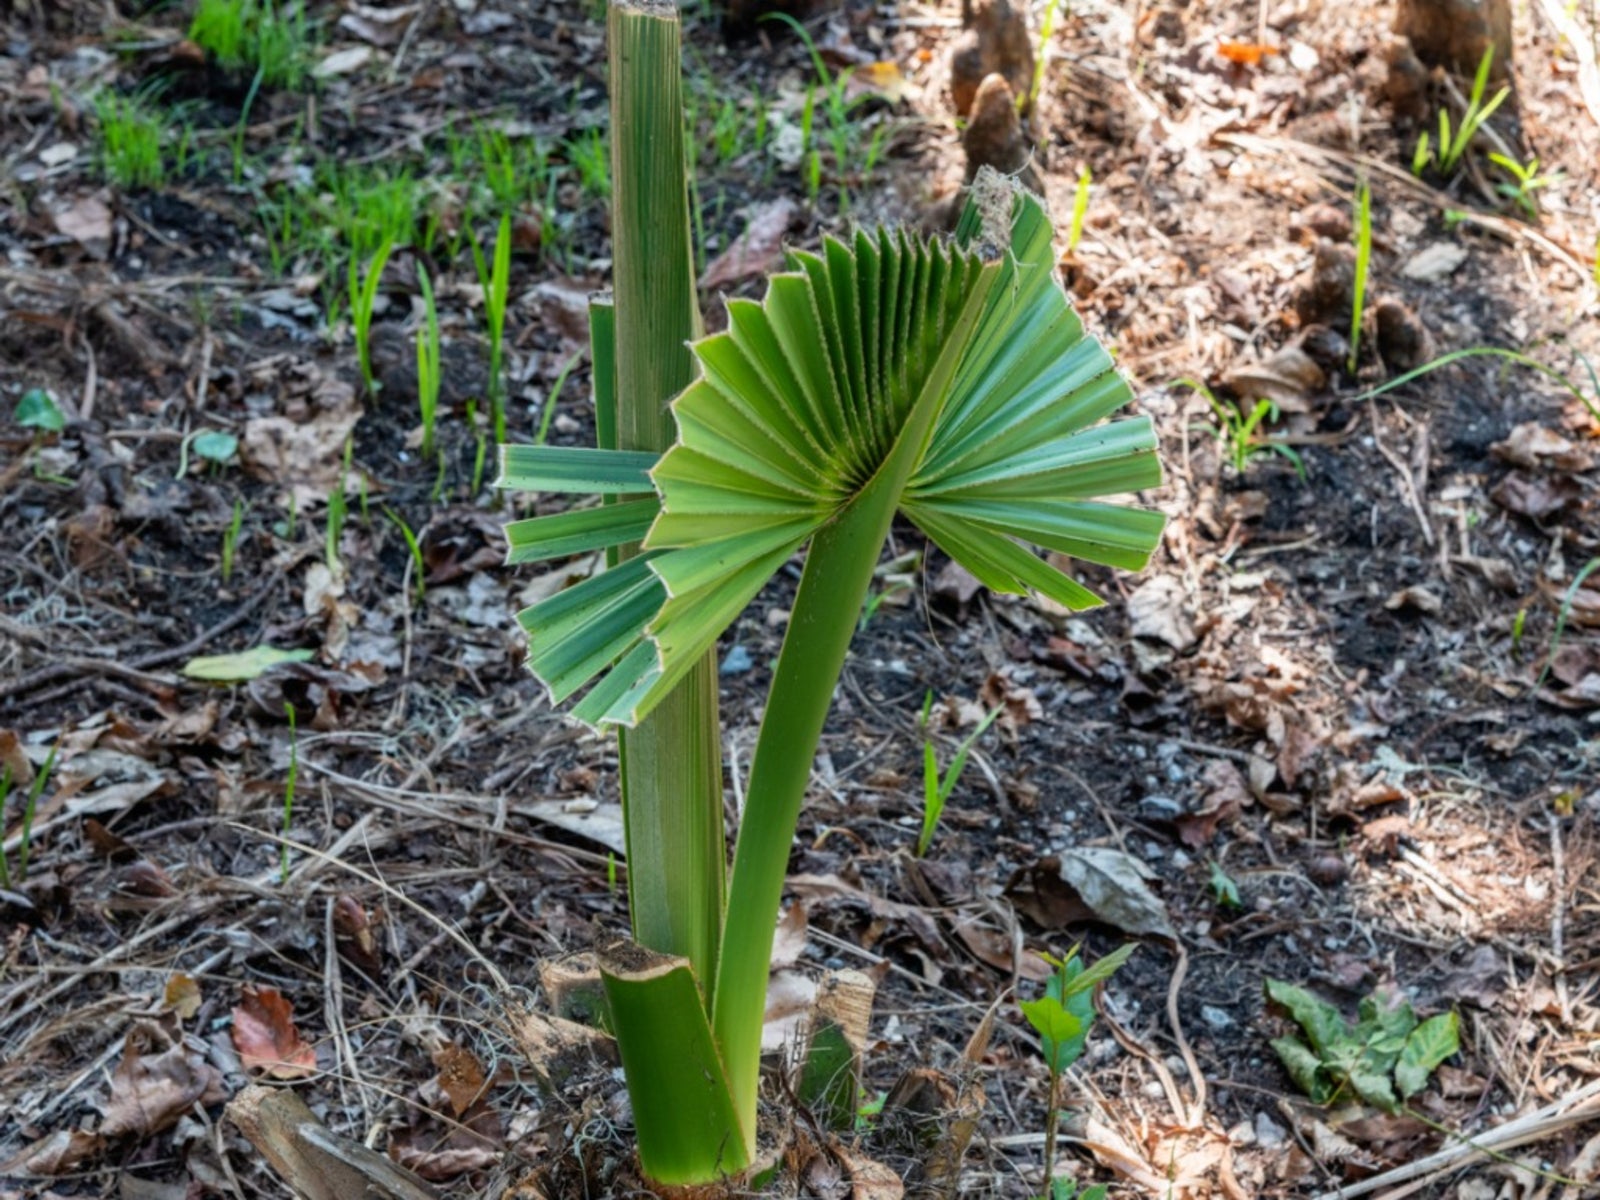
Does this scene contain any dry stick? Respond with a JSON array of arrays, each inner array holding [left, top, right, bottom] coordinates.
[[1367, 399, 1437, 547], [1310, 1077, 1600, 1200], [1550, 811, 1571, 1026]]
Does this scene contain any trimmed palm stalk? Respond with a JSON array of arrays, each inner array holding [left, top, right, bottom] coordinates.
[[607, 0, 725, 989]]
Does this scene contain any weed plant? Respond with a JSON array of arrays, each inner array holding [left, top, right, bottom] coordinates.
[[348, 239, 392, 396], [221, 499, 246, 583], [470, 213, 513, 442], [1182, 379, 1304, 476], [916, 696, 1002, 856], [94, 92, 166, 190], [1349, 180, 1371, 374], [0, 746, 56, 887], [190, 0, 314, 89], [415, 264, 442, 455]]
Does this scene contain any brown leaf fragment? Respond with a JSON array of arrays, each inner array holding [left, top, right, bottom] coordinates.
[[100, 1022, 228, 1139], [334, 894, 383, 978], [1127, 576, 1197, 651], [980, 669, 1041, 729], [165, 973, 202, 1020], [1491, 471, 1579, 519], [1491, 423, 1594, 472], [431, 1043, 488, 1117], [1009, 850, 1176, 939], [701, 198, 798, 290], [0, 1128, 106, 1176], [52, 192, 114, 258], [933, 558, 983, 606], [232, 985, 318, 1079], [1176, 759, 1251, 847]]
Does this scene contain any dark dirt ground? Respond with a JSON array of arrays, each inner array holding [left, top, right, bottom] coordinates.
[[2, 0, 1599, 1197]]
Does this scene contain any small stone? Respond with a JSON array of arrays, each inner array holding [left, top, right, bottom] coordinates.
[[1307, 854, 1348, 885], [1201, 1005, 1234, 1031], [720, 645, 753, 675], [1254, 1112, 1288, 1148]]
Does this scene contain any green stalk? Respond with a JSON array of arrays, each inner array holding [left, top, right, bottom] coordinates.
[[711, 262, 1001, 1138], [607, 0, 725, 999]]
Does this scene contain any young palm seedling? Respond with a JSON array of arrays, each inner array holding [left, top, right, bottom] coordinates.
[[495, 4, 1164, 1188], [1067, 166, 1092, 253], [917, 695, 1002, 856], [1488, 152, 1558, 219], [221, 499, 246, 583], [1431, 47, 1509, 175], [348, 239, 392, 397]]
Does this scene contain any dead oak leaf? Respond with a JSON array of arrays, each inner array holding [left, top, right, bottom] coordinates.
[[100, 1022, 228, 1138], [431, 1043, 489, 1117], [232, 985, 318, 1079], [0, 1128, 106, 1176], [702, 198, 798, 291]]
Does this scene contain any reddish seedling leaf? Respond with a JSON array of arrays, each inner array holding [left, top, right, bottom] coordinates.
[[232, 985, 318, 1079]]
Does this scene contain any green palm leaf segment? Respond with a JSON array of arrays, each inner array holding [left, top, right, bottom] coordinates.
[[499, 189, 1164, 730]]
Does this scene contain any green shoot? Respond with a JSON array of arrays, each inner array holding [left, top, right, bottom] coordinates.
[[1019, 945, 1134, 1199], [93, 91, 165, 190], [325, 488, 346, 573], [1024, 0, 1065, 113], [221, 499, 246, 583], [1349, 179, 1371, 375], [536, 349, 585, 446], [1410, 130, 1432, 177], [607, 853, 619, 894], [1488, 152, 1557, 219], [1208, 861, 1242, 909], [1066, 166, 1091, 253], [917, 696, 1002, 857], [0, 745, 57, 887], [384, 507, 426, 601], [280, 704, 297, 883], [1183, 379, 1304, 476], [1510, 607, 1527, 655], [348, 238, 392, 397], [1433, 47, 1509, 174], [1539, 558, 1600, 689], [471, 214, 513, 443], [415, 263, 442, 456], [189, 0, 313, 89]]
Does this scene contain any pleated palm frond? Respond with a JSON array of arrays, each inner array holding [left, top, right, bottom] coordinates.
[[499, 188, 1165, 729]]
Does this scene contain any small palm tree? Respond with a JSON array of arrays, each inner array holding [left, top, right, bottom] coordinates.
[[497, 4, 1165, 1187]]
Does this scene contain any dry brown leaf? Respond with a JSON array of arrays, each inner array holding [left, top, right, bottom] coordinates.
[[100, 1022, 227, 1138], [431, 1043, 488, 1117], [1491, 471, 1579, 519], [0, 1128, 105, 1176], [52, 192, 113, 258], [232, 985, 318, 1079], [1491, 423, 1593, 472], [980, 669, 1041, 729], [1128, 576, 1197, 651], [762, 969, 818, 1052], [771, 902, 808, 970], [701, 198, 797, 290]]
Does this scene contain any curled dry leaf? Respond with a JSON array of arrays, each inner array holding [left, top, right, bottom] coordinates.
[[164, 973, 202, 1020], [1128, 575, 1197, 652], [1491, 423, 1593, 472], [0, 1128, 106, 1177], [101, 1021, 228, 1139], [1009, 849, 1176, 940], [232, 985, 318, 1079]]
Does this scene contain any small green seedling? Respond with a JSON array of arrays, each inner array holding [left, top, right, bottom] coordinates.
[[189, 0, 313, 89], [1432, 47, 1509, 175], [324, 488, 346, 573], [1208, 860, 1241, 909], [14, 389, 65, 434], [415, 264, 442, 456], [0, 745, 57, 888], [384, 507, 426, 601], [1265, 979, 1459, 1111], [1020, 945, 1134, 1200], [177, 428, 239, 479], [1183, 380, 1304, 476], [470, 213, 513, 443], [1066, 166, 1091, 253], [280, 703, 298, 883], [1348, 179, 1371, 375], [567, 127, 611, 202], [221, 499, 246, 583], [94, 91, 166, 190], [1538, 557, 1600, 689], [1024, 0, 1065, 114], [1410, 130, 1432, 177], [348, 239, 393, 397], [1488, 153, 1557, 219], [916, 694, 1002, 857]]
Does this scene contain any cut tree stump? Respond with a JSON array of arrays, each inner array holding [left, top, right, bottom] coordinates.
[[1393, 0, 1512, 77]]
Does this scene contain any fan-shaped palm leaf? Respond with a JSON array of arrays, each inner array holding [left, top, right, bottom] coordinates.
[[500, 188, 1164, 730]]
